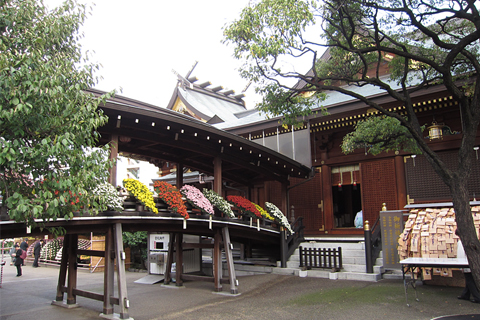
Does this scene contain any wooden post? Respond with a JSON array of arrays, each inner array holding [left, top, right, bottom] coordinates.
[[175, 233, 183, 287], [103, 226, 114, 315], [222, 227, 238, 294], [176, 162, 184, 189], [281, 181, 288, 217], [322, 164, 334, 232], [213, 156, 222, 195], [66, 234, 78, 305], [55, 234, 70, 302], [114, 223, 130, 319], [213, 229, 222, 292], [395, 156, 407, 209], [164, 233, 175, 285], [108, 134, 118, 187]]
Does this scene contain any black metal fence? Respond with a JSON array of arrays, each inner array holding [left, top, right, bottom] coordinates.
[[299, 246, 342, 271]]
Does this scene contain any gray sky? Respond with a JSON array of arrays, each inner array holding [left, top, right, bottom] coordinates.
[[46, 0, 259, 108]]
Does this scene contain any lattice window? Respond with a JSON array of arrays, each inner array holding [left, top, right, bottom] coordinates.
[[405, 150, 480, 202]]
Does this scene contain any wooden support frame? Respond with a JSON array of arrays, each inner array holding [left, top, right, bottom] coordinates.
[[52, 224, 132, 320], [163, 227, 238, 294]]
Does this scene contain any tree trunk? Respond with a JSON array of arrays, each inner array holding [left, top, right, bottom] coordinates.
[[451, 179, 480, 291]]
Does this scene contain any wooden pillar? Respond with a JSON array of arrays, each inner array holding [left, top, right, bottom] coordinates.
[[176, 162, 184, 189], [114, 223, 130, 319], [322, 164, 334, 232], [108, 134, 118, 187], [213, 229, 223, 292], [66, 234, 78, 305], [222, 227, 238, 294], [281, 181, 288, 216], [164, 233, 175, 285], [175, 233, 183, 287], [55, 234, 70, 302], [103, 226, 114, 315], [395, 156, 407, 209], [213, 156, 222, 195]]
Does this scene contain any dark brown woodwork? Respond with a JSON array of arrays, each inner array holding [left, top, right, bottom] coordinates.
[[108, 134, 118, 187], [56, 235, 69, 302], [322, 165, 334, 233], [103, 226, 114, 315], [164, 232, 175, 285], [67, 234, 78, 305], [175, 233, 183, 287], [214, 156, 222, 194], [395, 155, 407, 209]]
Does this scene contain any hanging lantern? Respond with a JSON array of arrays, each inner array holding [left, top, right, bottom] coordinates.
[[427, 120, 444, 140]]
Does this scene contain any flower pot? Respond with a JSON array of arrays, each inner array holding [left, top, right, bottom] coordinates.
[[136, 203, 144, 212]]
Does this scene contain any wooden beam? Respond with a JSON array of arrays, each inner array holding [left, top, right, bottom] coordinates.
[[103, 226, 114, 315], [164, 233, 175, 285], [175, 233, 183, 287], [214, 156, 222, 195], [55, 235, 69, 302], [67, 234, 78, 305], [114, 223, 130, 319], [222, 226, 238, 294], [108, 134, 118, 186], [77, 249, 105, 257], [213, 229, 222, 292]]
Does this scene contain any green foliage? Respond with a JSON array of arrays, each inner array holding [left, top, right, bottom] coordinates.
[[122, 231, 148, 248], [256, 83, 326, 127], [0, 0, 115, 228], [223, 0, 480, 147], [123, 231, 148, 266], [342, 116, 424, 156]]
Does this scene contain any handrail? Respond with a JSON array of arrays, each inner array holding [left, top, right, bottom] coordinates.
[[280, 216, 305, 267], [364, 216, 382, 273]]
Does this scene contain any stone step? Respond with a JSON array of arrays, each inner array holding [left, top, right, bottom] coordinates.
[[337, 271, 382, 282], [298, 241, 365, 250], [342, 264, 384, 274]]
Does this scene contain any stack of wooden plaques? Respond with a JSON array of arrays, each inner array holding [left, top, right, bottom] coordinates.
[[397, 206, 480, 280]]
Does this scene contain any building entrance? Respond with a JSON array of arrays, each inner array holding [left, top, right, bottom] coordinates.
[[332, 184, 362, 228]]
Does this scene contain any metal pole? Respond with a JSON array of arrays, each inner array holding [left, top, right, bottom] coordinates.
[[364, 220, 373, 273]]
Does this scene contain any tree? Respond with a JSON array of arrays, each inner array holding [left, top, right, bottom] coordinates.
[[0, 0, 115, 234], [224, 0, 480, 287], [122, 231, 148, 269]]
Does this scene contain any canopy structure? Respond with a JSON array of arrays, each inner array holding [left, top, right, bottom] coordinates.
[[92, 89, 312, 187]]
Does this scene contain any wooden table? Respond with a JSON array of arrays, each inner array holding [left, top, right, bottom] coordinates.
[[400, 257, 469, 306]]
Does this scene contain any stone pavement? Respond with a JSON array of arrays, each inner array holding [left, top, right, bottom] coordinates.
[[1, 258, 480, 320]]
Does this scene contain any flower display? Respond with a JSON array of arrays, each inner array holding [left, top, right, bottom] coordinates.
[[202, 189, 235, 218], [180, 185, 214, 215], [154, 181, 189, 219], [122, 179, 158, 214], [92, 182, 124, 212], [265, 202, 294, 234], [227, 195, 262, 218], [41, 238, 63, 260], [253, 203, 274, 221]]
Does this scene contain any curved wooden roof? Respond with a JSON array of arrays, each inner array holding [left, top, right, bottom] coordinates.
[[91, 89, 312, 186]]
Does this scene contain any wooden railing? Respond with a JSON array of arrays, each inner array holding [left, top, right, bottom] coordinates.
[[299, 246, 343, 271]]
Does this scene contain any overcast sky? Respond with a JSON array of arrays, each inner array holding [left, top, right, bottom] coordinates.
[[45, 0, 259, 108]]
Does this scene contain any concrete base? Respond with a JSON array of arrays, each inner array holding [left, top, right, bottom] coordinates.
[[212, 291, 242, 297], [329, 272, 338, 280], [161, 283, 186, 289], [51, 300, 80, 309], [99, 312, 134, 320]]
